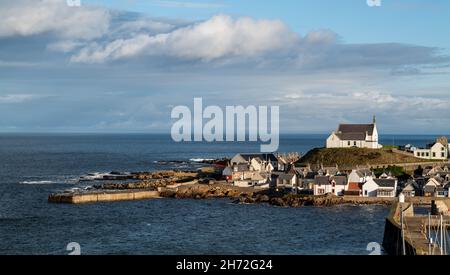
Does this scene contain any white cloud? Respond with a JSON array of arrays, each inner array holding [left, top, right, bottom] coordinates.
[[70, 15, 300, 63], [0, 0, 110, 40], [0, 94, 36, 103], [114, 18, 175, 34], [47, 40, 85, 53], [151, 1, 227, 9]]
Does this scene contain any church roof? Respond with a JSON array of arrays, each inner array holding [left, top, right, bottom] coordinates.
[[336, 124, 375, 139], [338, 124, 375, 134]]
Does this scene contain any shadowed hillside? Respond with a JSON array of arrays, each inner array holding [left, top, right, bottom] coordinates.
[[298, 148, 429, 169]]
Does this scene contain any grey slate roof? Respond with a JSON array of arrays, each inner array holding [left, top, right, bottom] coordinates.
[[335, 124, 375, 141], [305, 172, 318, 179], [374, 179, 396, 188], [240, 154, 278, 162], [333, 176, 347, 185], [423, 186, 436, 193], [235, 163, 249, 172], [315, 176, 330, 185], [278, 174, 296, 181]]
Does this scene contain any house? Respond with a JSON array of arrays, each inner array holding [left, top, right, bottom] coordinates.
[[374, 179, 397, 198], [222, 166, 233, 181], [326, 116, 381, 149], [230, 153, 277, 172], [301, 171, 318, 190], [234, 171, 269, 188], [436, 186, 448, 198], [314, 176, 332, 195], [275, 173, 298, 191], [401, 181, 419, 197], [413, 137, 449, 160], [423, 178, 441, 197], [348, 168, 374, 184], [331, 175, 347, 196], [317, 165, 340, 177], [225, 153, 278, 186], [362, 178, 379, 197], [276, 156, 288, 172], [361, 178, 398, 197], [426, 166, 444, 177], [344, 182, 362, 196]]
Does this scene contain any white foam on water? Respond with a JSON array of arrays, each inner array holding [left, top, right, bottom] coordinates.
[[20, 181, 56, 185], [190, 158, 214, 162]]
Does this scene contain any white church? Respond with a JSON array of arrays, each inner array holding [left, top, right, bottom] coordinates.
[[326, 116, 382, 149]]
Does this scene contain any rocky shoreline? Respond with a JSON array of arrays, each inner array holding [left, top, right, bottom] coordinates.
[[157, 183, 395, 207], [51, 169, 410, 206]]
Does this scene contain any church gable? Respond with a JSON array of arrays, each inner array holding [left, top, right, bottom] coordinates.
[[326, 116, 380, 149]]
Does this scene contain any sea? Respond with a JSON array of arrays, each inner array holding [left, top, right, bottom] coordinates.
[[0, 134, 446, 255]]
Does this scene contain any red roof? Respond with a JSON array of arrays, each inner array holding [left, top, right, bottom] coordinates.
[[348, 182, 362, 191], [213, 160, 228, 168]]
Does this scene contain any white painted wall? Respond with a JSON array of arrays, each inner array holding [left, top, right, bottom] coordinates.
[[362, 178, 379, 197], [314, 184, 333, 196], [414, 143, 448, 160], [333, 185, 346, 196], [326, 124, 380, 149]]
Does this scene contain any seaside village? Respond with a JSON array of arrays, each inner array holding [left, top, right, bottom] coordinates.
[[220, 117, 450, 199]]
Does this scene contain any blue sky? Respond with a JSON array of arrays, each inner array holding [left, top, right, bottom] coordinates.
[[85, 0, 450, 47], [0, 0, 450, 134]]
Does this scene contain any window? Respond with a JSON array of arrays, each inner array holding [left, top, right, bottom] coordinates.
[[348, 141, 351, 146], [354, 141, 357, 146], [433, 152, 436, 157], [426, 152, 429, 157], [365, 190, 368, 196], [378, 190, 392, 197], [442, 153, 445, 158]]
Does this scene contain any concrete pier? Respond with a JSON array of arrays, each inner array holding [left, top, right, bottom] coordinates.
[[48, 189, 161, 204], [382, 199, 450, 255]]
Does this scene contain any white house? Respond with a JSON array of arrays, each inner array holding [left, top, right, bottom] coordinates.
[[362, 178, 379, 197], [226, 153, 278, 185], [275, 173, 298, 190], [314, 176, 333, 195], [348, 169, 374, 184], [374, 179, 398, 197], [234, 172, 268, 188], [326, 116, 382, 149], [331, 175, 347, 196], [402, 183, 416, 197], [230, 153, 277, 172], [362, 178, 397, 197], [414, 137, 449, 160]]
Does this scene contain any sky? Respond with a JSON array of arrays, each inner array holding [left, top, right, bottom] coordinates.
[[0, 0, 449, 134]]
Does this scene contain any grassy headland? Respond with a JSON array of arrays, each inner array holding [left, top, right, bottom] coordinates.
[[298, 147, 430, 169]]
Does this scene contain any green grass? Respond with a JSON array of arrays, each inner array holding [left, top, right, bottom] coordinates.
[[298, 147, 428, 169], [382, 145, 399, 150]]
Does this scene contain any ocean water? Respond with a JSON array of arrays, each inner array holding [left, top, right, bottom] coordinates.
[[0, 134, 444, 255]]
